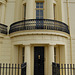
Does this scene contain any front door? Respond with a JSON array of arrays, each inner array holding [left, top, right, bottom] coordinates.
[[34, 47, 44, 75]]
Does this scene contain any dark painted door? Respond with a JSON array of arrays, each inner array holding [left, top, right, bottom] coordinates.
[[34, 47, 44, 75]]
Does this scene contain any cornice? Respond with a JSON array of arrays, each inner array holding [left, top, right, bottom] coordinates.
[[9, 30, 70, 38]]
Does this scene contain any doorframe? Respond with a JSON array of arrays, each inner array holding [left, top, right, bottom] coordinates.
[[31, 44, 48, 75]]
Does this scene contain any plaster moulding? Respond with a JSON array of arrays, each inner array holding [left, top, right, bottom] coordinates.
[[22, 0, 26, 5], [0, 0, 6, 4], [49, 43, 56, 46], [9, 30, 70, 38]]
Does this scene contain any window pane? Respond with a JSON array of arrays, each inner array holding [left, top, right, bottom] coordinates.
[[36, 3, 43, 19], [40, 17, 43, 19], [36, 17, 39, 19], [36, 3, 39, 6], [36, 3, 39, 8], [40, 3, 43, 8], [40, 3, 43, 6], [40, 6, 43, 8], [36, 10, 39, 16], [40, 10, 43, 16], [36, 6, 39, 8]]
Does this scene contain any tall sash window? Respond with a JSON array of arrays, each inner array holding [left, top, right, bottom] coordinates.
[[36, 3, 43, 19], [36, 3, 44, 29]]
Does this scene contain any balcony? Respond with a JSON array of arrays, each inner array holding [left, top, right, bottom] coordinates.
[[9, 19, 70, 34], [0, 23, 7, 34]]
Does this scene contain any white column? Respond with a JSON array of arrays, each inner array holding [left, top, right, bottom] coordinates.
[[1, 3, 6, 23], [26, 0, 34, 19], [48, 44, 54, 75], [47, 0, 54, 19], [24, 44, 31, 75], [60, 45, 65, 64], [11, 45, 18, 64]]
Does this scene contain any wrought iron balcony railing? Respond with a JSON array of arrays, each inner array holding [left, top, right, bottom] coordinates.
[[0, 23, 7, 34], [9, 19, 70, 34]]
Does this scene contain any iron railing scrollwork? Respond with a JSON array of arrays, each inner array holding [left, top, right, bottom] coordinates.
[[9, 19, 70, 34], [0, 23, 7, 34]]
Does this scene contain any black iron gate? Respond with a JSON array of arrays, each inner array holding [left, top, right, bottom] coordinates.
[[52, 63, 60, 75], [0, 63, 26, 75], [52, 62, 75, 75], [21, 63, 26, 75]]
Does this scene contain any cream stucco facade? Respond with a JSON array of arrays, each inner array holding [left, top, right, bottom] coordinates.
[[0, 0, 75, 75]]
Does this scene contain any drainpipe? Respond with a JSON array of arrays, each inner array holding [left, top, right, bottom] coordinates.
[[66, 0, 72, 64]]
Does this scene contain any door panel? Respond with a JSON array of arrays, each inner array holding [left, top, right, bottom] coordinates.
[[34, 47, 44, 75]]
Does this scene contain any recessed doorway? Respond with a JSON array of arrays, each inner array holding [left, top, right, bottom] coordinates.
[[34, 46, 44, 75]]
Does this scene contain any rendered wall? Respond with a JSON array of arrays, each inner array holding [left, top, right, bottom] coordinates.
[[68, 0, 75, 64], [0, 35, 11, 63], [0, 0, 71, 65]]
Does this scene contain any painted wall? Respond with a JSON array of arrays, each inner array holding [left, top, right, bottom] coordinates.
[[68, 0, 75, 64], [0, 0, 72, 68], [0, 0, 73, 75]]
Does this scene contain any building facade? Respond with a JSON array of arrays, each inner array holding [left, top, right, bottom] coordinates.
[[0, 0, 75, 75]]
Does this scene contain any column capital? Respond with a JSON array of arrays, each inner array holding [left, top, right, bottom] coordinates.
[[49, 43, 56, 46], [0, 0, 6, 5], [23, 44, 30, 46]]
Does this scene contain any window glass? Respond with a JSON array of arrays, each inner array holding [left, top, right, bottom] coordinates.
[[22, 47, 24, 63], [40, 5, 43, 8], [36, 3, 43, 19], [36, 3, 43, 8], [40, 10, 43, 16], [40, 3, 43, 6], [36, 17, 39, 19], [36, 3, 39, 8], [36, 10, 39, 16], [40, 3, 43, 8], [54, 47, 56, 62]]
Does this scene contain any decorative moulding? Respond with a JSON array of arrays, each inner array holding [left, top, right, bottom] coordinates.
[[0, 0, 6, 4], [22, 0, 26, 5]]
